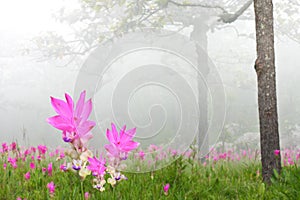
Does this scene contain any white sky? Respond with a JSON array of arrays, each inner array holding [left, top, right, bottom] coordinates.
[[0, 0, 77, 34]]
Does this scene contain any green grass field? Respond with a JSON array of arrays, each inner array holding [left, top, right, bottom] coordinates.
[[1, 144, 300, 200]]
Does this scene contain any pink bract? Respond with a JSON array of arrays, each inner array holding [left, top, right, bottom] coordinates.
[[87, 156, 106, 177], [47, 91, 96, 150], [105, 123, 139, 160], [47, 181, 55, 194]]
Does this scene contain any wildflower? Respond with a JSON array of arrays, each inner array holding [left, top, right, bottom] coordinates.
[[48, 162, 53, 176], [105, 123, 139, 160], [8, 157, 17, 169], [30, 147, 36, 153], [93, 179, 106, 192], [47, 181, 55, 196], [107, 177, 116, 186], [148, 144, 159, 152], [84, 192, 89, 200], [60, 164, 67, 172], [138, 151, 145, 160], [30, 162, 35, 169], [172, 150, 177, 157], [59, 152, 65, 159], [274, 150, 280, 156], [288, 157, 294, 165], [38, 145, 47, 155], [72, 159, 82, 171], [3, 163, 7, 170], [79, 167, 91, 179], [87, 156, 106, 177], [2, 143, 8, 152], [10, 142, 17, 151], [163, 183, 170, 195], [47, 91, 95, 151], [24, 171, 30, 180]]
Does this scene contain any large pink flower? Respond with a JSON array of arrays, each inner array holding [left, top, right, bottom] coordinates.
[[105, 123, 139, 160], [47, 91, 95, 149], [87, 156, 106, 177]]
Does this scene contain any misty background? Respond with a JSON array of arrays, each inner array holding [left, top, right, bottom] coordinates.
[[0, 0, 299, 151]]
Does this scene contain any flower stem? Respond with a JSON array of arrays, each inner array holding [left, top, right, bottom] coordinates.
[[81, 181, 84, 200]]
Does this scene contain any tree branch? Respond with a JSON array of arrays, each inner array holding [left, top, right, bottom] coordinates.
[[218, 0, 253, 23], [169, 0, 253, 24], [168, 0, 227, 13]]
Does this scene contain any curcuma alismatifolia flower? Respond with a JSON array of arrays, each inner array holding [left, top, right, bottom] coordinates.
[[163, 183, 170, 195], [47, 90, 95, 151], [105, 123, 139, 160], [47, 181, 55, 196], [87, 156, 106, 177]]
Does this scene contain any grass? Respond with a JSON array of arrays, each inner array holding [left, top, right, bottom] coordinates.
[[1, 145, 300, 200]]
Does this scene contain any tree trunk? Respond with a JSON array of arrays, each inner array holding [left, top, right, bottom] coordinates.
[[254, 0, 281, 183], [191, 16, 209, 159]]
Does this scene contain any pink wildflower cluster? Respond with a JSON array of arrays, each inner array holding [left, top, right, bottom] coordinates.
[[47, 91, 139, 192]]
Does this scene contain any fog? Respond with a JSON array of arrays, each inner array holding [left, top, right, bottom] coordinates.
[[0, 0, 299, 152]]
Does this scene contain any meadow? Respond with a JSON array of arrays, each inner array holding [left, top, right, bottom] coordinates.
[[1, 91, 298, 200], [1, 142, 300, 200]]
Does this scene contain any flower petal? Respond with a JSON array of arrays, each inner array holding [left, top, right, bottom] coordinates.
[[105, 144, 119, 157], [121, 127, 137, 143], [75, 90, 86, 118], [65, 93, 74, 114], [50, 97, 72, 118], [77, 120, 96, 136], [120, 141, 139, 152], [81, 99, 93, 122], [47, 116, 73, 131]]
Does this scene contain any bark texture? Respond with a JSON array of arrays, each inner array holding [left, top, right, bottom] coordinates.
[[254, 0, 281, 183]]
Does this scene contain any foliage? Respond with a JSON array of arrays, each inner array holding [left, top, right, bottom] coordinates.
[[1, 141, 300, 199]]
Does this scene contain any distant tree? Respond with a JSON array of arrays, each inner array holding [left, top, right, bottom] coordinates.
[[254, 0, 281, 183]]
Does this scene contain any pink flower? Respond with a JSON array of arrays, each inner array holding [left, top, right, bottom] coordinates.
[[30, 147, 36, 153], [48, 162, 53, 176], [60, 164, 67, 172], [87, 156, 106, 177], [288, 157, 294, 165], [148, 144, 159, 152], [30, 162, 35, 169], [59, 153, 65, 159], [38, 145, 47, 155], [2, 143, 8, 152], [24, 171, 30, 180], [42, 167, 47, 173], [105, 123, 139, 160], [47, 91, 95, 150], [3, 163, 7, 170], [274, 150, 280, 156], [84, 192, 89, 200], [8, 157, 17, 169], [10, 142, 17, 151], [163, 183, 170, 195], [47, 181, 55, 195], [138, 151, 145, 160]]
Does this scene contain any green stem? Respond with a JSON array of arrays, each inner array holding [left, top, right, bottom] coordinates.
[[81, 181, 84, 200]]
